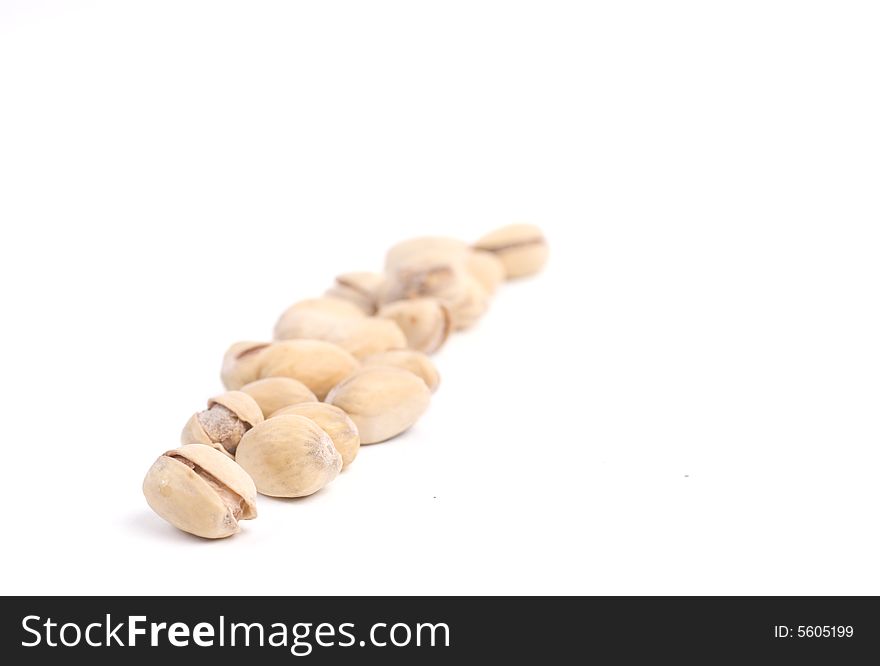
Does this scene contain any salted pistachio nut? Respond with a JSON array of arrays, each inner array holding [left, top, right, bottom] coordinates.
[[325, 272, 386, 315], [377, 261, 461, 305], [221, 341, 272, 390], [236, 415, 342, 497], [181, 391, 264, 456], [465, 249, 505, 296], [474, 223, 548, 278], [258, 340, 360, 400], [362, 349, 440, 392], [330, 317, 407, 360], [143, 444, 257, 539], [376, 298, 451, 354], [325, 366, 431, 444], [240, 377, 317, 418], [274, 297, 365, 340], [271, 402, 360, 468], [384, 236, 469, 272]]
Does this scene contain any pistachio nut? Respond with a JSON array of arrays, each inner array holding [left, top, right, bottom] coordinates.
[[325, 272, 386, 315], [325, 366, 431, 444], [465, 249, 505, 296], [474, 223, 548, 278], [221, 341, 272, 390], [274, 305, 407, 361], [181, 391, 264, 456], [271, 402, 360, 468], [376, 297, 451, 354], [362, 349, 440, 392], [440, 273, 488, 330], [257, 339, 360, 400], [240, 377, 317, 418], [143, 444, 257, 539], [384, 236, 469, 272], [236, 415, 342, 497]]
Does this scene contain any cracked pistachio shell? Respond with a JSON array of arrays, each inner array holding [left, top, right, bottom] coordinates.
[[143, 444, 257, 539], [240, 377, 317, 418], [180, 391, 264, 456], [325, 272, 386, 315], [385, 236, 469, 272], [221, 341, 272, 390], [257, 339, 360, 400], [362, 349, 440, 392], [474, 223, 548, 278], [271, 402, 360, 468], [377, 298, 451, 354], [325, 366, 431, 444], [236, 415, 342, 497], [465, 249, 505, 296]]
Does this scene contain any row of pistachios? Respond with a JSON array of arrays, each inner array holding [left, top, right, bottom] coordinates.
[[143, 224, 548, 538]]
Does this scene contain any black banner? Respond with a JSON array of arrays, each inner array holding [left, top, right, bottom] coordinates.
[[1, 597, 877, 662]]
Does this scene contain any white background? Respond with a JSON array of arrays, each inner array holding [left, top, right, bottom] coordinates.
[[1, 1, 879, 595]]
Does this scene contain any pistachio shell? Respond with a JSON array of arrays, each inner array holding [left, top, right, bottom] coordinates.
[[258, 339, 360, 400], [325, 272, 386, 315], [465, 249, 505, 296], [240, 377, 317, 418], [474, 223, 548, 278], [325, 366, 431, 444], [444, 273, 489, 330], [275, 309, 407, 361], [385, 236, 469, 271], [221, 341, 272, 390], [209, 391, 264, 429], [180, 413, 228, 456], [377, 298, 451, 354], [271, 402, 360, 468], [142, 444, 257, 539], [362, 349, 441, 392], [236, 415, 342, 497]]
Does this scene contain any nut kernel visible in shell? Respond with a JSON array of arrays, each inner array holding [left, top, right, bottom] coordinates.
[[258, 339, 360, 400], [363, 349, 441, 392], [240, 377, 317, 418], [376, 298, 451, 354], [236, 415, 342, 498], [474, 223, 548, 279], [221, 341, 272, 390], [271, 402, 360, 468], [142, 443, 258, 539], [325, 366, 431, 444], [181, 391, 264, 456]]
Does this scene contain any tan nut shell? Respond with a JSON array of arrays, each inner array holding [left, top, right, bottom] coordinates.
[[474, 223, 548, 278], [240, 377, 317, 418], [258, 339, 360, 401], [275, 309, 407, 361], [465, 249, 505, 296], [444, 273, 489, 330], [362, 349, 441, 392], [236, 415, 342, 497], [209, 391, 264, 428], [325, 272, 386, 315], [221, 341, 272, 390], [385, 236, 469, 271], [271, 402, 360, 468], [325, 366, 431, 444], [143, 444, 257, 539], [377, 298, 451, 354]]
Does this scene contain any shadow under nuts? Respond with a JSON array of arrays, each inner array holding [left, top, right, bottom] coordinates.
[[143, 444, 258, 539], [240, 377, 317, 418], [325, 366, 431, 444], [257, 339, 360, 400], [181, 391, 263, 456], [271, 402, 360, 468], [474, 223, 548, 279], [236, 415, 342, 497]]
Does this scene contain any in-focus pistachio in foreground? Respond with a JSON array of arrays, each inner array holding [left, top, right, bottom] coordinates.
[[325, 366, 431, 444], [236, 415, 343, 497], [271, 401, 360, 468], [257, 339, 360, 400], [143, 444, 257, 539], [180, 391, 263, 456]]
